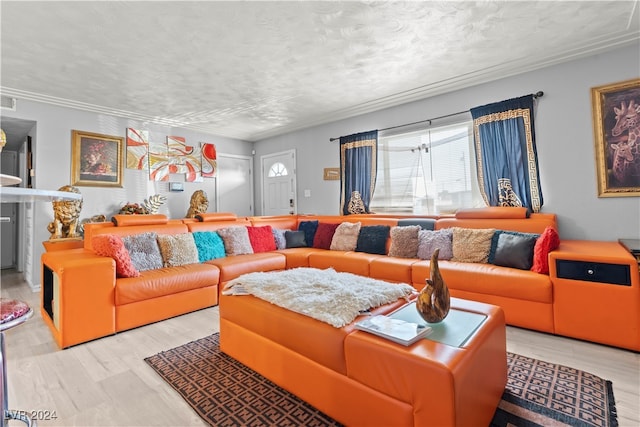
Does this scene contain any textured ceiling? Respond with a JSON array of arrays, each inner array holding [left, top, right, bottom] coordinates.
[[1, 1, 639, 143]]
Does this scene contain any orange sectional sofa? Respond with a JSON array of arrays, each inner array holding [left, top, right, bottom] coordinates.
[[40, 208, 640, 352]]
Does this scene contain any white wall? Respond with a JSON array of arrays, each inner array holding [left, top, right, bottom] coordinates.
[[3, 100, 252, 287], [255, 44, 640, 242]]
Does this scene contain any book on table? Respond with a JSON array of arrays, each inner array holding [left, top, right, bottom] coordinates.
[[355, 314, 432, 346]]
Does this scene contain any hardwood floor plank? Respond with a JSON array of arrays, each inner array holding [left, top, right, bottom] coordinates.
[[2, 269, 638, 426]]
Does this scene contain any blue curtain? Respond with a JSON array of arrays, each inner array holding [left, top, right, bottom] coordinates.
[[470, 95, 543, 212], [340, 130, 378, 215]]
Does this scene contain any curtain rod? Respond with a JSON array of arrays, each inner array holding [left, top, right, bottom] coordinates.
[[329, 91, 544, 142]]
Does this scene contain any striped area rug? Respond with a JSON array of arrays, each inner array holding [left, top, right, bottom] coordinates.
[[145, 333, 617, 427]]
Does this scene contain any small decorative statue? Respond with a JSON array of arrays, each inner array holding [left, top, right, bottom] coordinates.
[[347, 190, 366, 214], [186, 190, 209, 218], [47, 185, 83, 239], [142, 194, 167, 214], [78, 214, 107, 237], [416, 248, 451, 323]]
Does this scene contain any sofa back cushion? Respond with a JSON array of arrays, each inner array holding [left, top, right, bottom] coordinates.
[[272, 228, 289, 250], [488, 230, 539, 270], [285, 230, 307, 248], [531, 226, 561, 274], [330, 222, 361, 251], [388, 225, 420, 258], [355, 225, 390, 255], [92, 234, 140, 278], [247, 225, 277, 253], [122, 232, 164, 271], [417, 228, 453, 260], [313, 223, 339, 249], [298, 220, 319, 248], [451, 227, 495, 263], [192, 231, 226, 262], [217, 226, 254, 256], [157, 233, 200, 267]]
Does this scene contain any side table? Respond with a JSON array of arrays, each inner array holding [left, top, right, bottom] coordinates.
[[1, 298, 34, 427]]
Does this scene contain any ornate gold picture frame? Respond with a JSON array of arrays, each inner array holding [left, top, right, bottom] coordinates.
[[591, 78, 640, 197], [71, 130, 124, 187]]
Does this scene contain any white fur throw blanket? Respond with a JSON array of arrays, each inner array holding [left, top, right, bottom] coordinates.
[[222, 268, 415, 328]]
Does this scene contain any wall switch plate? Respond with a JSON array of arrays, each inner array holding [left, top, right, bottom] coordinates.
[[304, 189, 311, 197]]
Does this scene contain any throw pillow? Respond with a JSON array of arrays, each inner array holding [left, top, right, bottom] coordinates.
[[313, 222, 339, 249], [122, 232, 164, 271], [92, 234, 140, 278], [531, 226, 561, 274], [355, 225, 390, 255], [388, 225, 421, 258], [417, 228, 453, 260], [285, 230, 307, 248], [298, 220, 319, 248], [451, 227, 495, 263], [217, 226, 254, 256], [488, 230, 539, 270], [330, 222, 362, 251], [156, 233, 200, 267], [247, 225, 276, 253], [272, 228, 289, 250], [192, 231, 226, 262]]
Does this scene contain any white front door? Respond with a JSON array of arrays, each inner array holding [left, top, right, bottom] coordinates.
[[262, 150, 296, 216], [216, 154, 254, 217]]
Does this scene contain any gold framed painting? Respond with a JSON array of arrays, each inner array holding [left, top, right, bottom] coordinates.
[[591, 78, 640, 197], [71, 130, 124, 187]]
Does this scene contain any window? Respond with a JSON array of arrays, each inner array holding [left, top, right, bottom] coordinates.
[[371, 121, 483, 214], [267, 162, 288, 177]]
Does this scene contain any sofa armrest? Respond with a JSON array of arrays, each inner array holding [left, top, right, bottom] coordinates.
[[41, 250, 116, 348]]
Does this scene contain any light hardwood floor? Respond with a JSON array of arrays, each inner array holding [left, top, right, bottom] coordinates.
[[2, 268, 639, 426]]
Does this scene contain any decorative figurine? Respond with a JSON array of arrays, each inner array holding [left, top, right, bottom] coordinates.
[[186, 190, 209, 218], [416, 248, 451, 323], [47, 185, 83, 239]]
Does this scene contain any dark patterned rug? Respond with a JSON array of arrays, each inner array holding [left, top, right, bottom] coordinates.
[[144, 334, 618, 427]]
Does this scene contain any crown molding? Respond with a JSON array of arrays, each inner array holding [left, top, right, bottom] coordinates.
[[2, 29, 638, 143]]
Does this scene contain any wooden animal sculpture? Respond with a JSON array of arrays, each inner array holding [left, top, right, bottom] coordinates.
[[186, 190, 209, 218], [47, 185, 83, 239], [416, 248, 451, 323]]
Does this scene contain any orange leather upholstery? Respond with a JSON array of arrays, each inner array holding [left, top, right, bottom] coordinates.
[[220, 294, 506, 427], [206, 252, 286, 285], [111, 214, 169, 226], [550, 240, 640, 351], [40, 207, 639, 352], [115, 264, 220, 305]]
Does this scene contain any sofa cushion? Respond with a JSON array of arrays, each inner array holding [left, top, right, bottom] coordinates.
[[313, 222, 339, 249], [247, 225, 276, 253], [92, 234, 140, 278], [115, 263, 220, 305], [285, 230, 307, 248], [388, 225, 420, 258], [417, 228, 453, 260], [192, 231, 226, 262], [531, 226, 561, 274], [218, 226, 254, 255], [122, 232, 164, 271], [330, 222, 361, 251], [489, 230, 539, 270], [451, 227, 495, 263], [355, 225, 389, 255], [157, 233, 200, 267], [298, 220, 319, 248], [272, 228, 289, 250]]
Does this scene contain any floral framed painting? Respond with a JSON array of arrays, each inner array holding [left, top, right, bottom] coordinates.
[[71, 130, 124, 187], [591, 78, 640, 197]]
